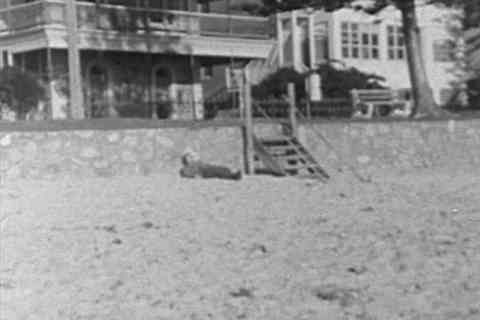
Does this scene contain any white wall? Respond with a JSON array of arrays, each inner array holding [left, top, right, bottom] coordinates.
[[278, 4, 465, 105]]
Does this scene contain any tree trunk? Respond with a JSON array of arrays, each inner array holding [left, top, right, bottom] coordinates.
[[398, 0, 445, 118]]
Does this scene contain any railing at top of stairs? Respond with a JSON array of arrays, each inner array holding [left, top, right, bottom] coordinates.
[[246, 42, 280, 85], [242, 82, 327, 182], [294, 105, 371, 183], [252, 99, 329, 182], [241, 73, 370, 183]]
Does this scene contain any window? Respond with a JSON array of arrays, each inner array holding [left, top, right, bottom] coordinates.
[[433, 40, 456, 62], [387, 25, 405, 60], [314, 21, 329, 63], [341, 22, 379, 60]]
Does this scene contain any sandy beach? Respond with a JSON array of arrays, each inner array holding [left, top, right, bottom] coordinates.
[[1, 169, 479, 320]]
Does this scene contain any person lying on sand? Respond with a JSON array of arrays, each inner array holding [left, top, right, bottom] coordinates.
[[179, 149, 242, 181]]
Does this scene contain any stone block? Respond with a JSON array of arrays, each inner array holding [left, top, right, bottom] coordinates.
[[121, 151, 137, 163], [80, 147, 100, 159], [93, 159, 110, 169], [76, 130, 95, 139], [24, 141, 38, 156], [8, 148, 23, 164], [0, 134, 12, 147], [106, 132, 121, 143], [122, 135, 138, 147], [156, 136, 174, 148], [44, 139, 63, 153], [357, 155, 371, 165], [94, 167, 115, 178], [5, 165, 21, 179]]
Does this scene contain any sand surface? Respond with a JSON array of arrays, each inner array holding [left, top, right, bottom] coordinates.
[[1, 170, 479, 320]]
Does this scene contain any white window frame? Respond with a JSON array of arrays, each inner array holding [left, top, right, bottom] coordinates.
[[387, 25, 405, 60], [341, 22, 380, 60]]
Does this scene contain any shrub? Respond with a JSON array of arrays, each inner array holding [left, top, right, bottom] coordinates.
[[115, 102, 150, 118], [203, 102, 219, 120], [467, 77, 480, 109], [0, 67, 46, 120], [316, 64, 385, 98], [252, 68, 305, 100], [156, 101, 173, 119], [252, 64, 385, 101]]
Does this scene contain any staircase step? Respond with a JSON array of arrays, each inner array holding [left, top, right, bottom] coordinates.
[[253, 133, 328, 182], [282, 162, 319, 170], [264, 141, 309, 152], [259, 139, 292, 147], [263, 144, 297, 150], [272, 154, 306, 162]]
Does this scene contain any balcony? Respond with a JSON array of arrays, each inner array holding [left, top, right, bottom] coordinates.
[[0, 0, 273, 40]]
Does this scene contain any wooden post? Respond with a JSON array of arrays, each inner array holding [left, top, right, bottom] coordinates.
[[46, 48, 54, 118], [5, 51, 13, 67], [6, 0, 11, 33], [305, 77, 311, 120], [66, 0, 84, 119], [238, 72, 245, 120], [20, 53, 25, 71], [144, 0, 155, 119], [288, 82, 297, 137], [244, 69, 254, 175]]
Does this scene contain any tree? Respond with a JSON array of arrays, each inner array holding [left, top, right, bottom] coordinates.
[[245, 0, 466, 118], [0, 67, 46, 120]]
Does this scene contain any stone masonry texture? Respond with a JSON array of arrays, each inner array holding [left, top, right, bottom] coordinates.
[[1, 119, 480, 181]]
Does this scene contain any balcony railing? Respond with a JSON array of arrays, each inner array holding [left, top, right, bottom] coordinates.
[[0, 0, 273, 39]]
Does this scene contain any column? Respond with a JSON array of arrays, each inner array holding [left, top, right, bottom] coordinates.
[[308, 13, 316, 69], [66, 0, 85, 119], [291, 11, 300, 71], [190, 56, 204, 120], [276, 13, 284, 67]]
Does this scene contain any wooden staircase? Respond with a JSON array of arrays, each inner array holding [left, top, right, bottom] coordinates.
[[253, 134, 329, 181]]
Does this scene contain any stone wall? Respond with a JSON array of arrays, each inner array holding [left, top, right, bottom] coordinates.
[[298, 119, 480, 176], [2, 118, 480, 181], [0, 121, 243, 181]]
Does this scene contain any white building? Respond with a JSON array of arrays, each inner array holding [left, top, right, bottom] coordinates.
[[276, 4, 465, 105]]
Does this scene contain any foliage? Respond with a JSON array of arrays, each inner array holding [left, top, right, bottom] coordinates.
[[0, 67, 46, 120], [156, 101, 173, 119], [252, 65, 384, 100], [315, 64, 385, 98], [243, 0, 466, 15], [115, 102, 151, 118], [115, 101, 174, 119], [467, 77, 480, 109], [252, 68, 305, 100]]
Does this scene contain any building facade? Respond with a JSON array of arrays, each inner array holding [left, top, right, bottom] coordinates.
[[276, 4, 465, 106], [0, 0, 275, 119]]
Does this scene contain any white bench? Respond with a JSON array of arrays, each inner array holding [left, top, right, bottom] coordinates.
[[351, 89, 411, 118]]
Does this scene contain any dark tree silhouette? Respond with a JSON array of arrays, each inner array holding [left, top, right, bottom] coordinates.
[[0, 67, 46, 120]]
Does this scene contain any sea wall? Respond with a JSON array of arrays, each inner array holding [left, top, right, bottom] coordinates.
[[298, 119, 480, 176], [1, 118, 480, 181], [0, 120, 243, 181]]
